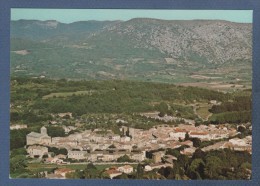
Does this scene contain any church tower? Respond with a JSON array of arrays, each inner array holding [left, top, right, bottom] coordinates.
[[41, 126, 47, 135]]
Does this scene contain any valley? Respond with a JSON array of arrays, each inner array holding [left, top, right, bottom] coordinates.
[[10, 18, 252, 180]]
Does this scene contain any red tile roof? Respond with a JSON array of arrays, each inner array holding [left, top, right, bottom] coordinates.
[[174, 128, 187, 133], [190, 131, 208, 135]]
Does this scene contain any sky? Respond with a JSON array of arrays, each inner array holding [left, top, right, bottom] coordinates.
[[11, 9, 253, 23]]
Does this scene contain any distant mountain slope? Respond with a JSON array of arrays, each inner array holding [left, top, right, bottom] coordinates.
[[95, 18, 252, 64], [11, 18, 252, 63], [10, 18, 252, 87], [11, 19, 120, 44]]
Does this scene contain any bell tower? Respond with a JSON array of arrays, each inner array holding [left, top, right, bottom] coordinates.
[[41, 126, 47, 135]]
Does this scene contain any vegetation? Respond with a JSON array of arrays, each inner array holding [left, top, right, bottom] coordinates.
[[117, 155, 134, 162], [209, 94, 251, 124], [159, 149, 251, 180], [10, 78, 252, 180]]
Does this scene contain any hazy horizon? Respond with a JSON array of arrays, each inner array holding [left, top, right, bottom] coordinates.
[[11, 18, 253, 25], [11, 9, 253, 23]]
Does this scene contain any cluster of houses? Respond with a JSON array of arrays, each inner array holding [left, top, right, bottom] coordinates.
[[44, 165, 135, 179], [104, 165, 134, 179], [202, 136, 252, 154], [25, 121, 251, 164], [22, 119, 252, 179]]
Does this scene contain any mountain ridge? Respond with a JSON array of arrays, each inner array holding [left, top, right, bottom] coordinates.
[[10, 18, 252, 88]]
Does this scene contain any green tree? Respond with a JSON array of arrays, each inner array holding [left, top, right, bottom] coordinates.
[[136, 163, 144, 179], [117, 155, 133, 162], [191, 138, 202, 148], [157, 102, 168, 117], [204, 156, 223, 179], [238, 125, 246, 133], [192, 148, 205, 159], [46, 126, 66, 137], [10, 129, 29, 150], [10, 148, 27, 157], [10, 155, 27, 173], [84, 163, 99, 178], [178, 154, 189, 169], [108, 144, 116, 148], [126, 127, 130, 137], [66, 170, 84, 179], [115, 173, 129, 179], [86, 163, 97, 170], [166, 148, 180, 158], [185, 132, 190, 141], [195, 118, 203, 127], [188, 158, 205, 179]]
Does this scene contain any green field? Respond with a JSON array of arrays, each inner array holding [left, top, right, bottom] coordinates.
[[196, 104, 212, 120]]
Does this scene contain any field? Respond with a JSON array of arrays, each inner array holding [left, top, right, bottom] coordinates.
[[195, 104, 212, 120]]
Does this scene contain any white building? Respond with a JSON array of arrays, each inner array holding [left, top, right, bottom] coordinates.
[[67, 150, 88, 160], [180, 147, 196, 156], [63, 126, 76, 134], [145, 163, 173, 171], [229, 138, 247, 146], [130, 151, 146, 162], [27, 145, 48, 158], [10, 124, 27, 130], [169, 128, 187, 140], [189, 131, 210, 140], [120, 136, 131, 142], [117, 165, 134, 174], [26, 126, 51, 145]]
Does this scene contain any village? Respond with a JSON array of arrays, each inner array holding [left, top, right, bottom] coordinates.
[[19, 111, 252, 179]]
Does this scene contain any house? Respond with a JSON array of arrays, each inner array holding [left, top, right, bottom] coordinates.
[[209, 100, 221, 105], [46, 173, 64, 179], [120, 136, 131, 142], [180, 140, 193, 147], [180, 147, 196, 156], [209, 100, 218, 105], [45, 157, 55, 164], [229, 137, 252, 153], [49, 121, 58, 125], [104, 169, 122, 179], [63, 126, 76, 134], [116, 119, 128, 124], [169, 128, 187, 140], [10, 124, 27, 130], [229, 138, 247, 146], [68, 150, 88, 160], [54, 168, 75, 178], [27, 145, 48, 158], [152, 151, 165, 163], [130, 151, 146, 162], [55, 154, 67, 159], [117, 165, 134, 174], [57, 112, 72, 118], [201, 141, 232, 152], [45, 157, 64, 164], [189, 131, 209, 140], [145, 163, 173, 171], [68, 133, 82, 141], [26, 126, 51, 145]]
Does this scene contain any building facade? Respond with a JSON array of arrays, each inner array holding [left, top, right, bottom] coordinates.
[[26, 126, 51, 145]]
